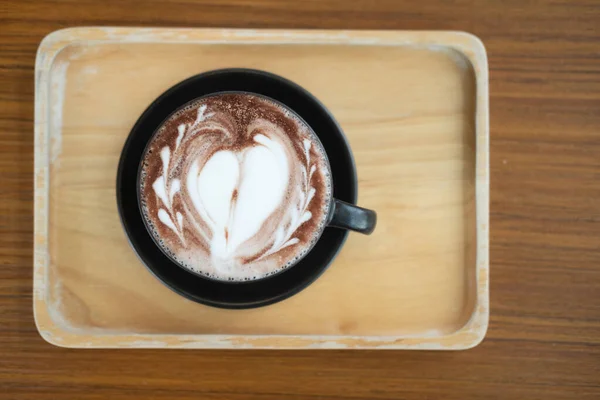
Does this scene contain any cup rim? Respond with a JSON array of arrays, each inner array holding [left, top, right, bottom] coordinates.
[[135, 90, 335, 283]]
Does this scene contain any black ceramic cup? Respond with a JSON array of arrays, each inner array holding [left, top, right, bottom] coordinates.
[[117, 69, 376, 309]]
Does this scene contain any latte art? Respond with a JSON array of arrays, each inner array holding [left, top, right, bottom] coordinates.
[[140, 93, 331, 281]]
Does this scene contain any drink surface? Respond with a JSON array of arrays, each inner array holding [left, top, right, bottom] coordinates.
[[139, 93, 332, 281]]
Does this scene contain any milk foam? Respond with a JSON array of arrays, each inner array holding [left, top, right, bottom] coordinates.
[[140, 93, 331, 281]]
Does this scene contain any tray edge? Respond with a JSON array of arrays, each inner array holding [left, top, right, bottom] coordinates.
[[33, 27, 489, 350]]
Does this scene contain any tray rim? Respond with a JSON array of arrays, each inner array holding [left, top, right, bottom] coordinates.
[[34, 27, 489, 350]]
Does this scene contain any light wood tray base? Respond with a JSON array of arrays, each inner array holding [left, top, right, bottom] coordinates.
[[34, 28, 489, 349]]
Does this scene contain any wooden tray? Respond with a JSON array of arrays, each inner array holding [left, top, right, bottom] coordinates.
[[34, 27, 489, 349]]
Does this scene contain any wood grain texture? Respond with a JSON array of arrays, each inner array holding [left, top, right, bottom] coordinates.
[[1, 0, 599, 398]]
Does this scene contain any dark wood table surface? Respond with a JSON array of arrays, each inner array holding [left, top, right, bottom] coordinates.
[[2, 1, 599, 399]]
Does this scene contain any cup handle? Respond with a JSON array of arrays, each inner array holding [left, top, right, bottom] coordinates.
[[327, 199, 377, 235]]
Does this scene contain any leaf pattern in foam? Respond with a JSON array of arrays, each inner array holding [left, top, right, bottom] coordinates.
[[151, 142, 187, 245], [306, 187, 316, 206], [303, 139, 311, 163], [273, 225, 285, 249], [257, 138, 318, 261], [169, 179, 180, 205], [160, 147, 170, 178], [300, 164, 307, 184], [300, 211, 312, 225], [289, 206, 299, 231], [298, 186, 305, 207], [158, 208, 177, 234], [152, 176, 169, 208], [175, 124, 186, 150], [309, 164, 316, 180], [194, 104, 214, 126], [176, 212, 183, 230], [281, 238, 299, 250]]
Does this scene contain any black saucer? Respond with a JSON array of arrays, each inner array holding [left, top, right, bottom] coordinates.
[[116, 69, 357, 309]]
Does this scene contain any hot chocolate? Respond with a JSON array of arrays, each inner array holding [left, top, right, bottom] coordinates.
[[139, 93, 332, 281]]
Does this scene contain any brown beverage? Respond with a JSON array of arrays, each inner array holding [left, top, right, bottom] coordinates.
[[139, 93, 332, 281]]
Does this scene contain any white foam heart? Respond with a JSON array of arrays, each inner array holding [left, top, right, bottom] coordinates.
[[186, 134, 289, 261]]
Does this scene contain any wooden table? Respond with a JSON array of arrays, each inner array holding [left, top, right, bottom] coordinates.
[[1, 1, 599, 398]]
